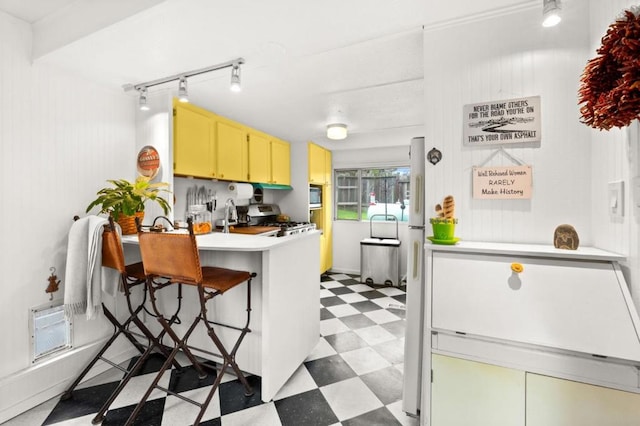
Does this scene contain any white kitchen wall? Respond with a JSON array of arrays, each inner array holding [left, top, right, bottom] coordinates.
[[0, 11, 138, 422], [423, 2, 591, 244], [588, 0, 640, 312]]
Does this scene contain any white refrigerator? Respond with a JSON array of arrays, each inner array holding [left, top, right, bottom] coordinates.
[[402, 136, 426, 417]]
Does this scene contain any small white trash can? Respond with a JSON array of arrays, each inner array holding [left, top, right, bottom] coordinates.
[[360, 214, 401, 286]]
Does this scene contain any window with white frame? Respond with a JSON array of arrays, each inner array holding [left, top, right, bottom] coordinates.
[[335, 167, 410, 222]]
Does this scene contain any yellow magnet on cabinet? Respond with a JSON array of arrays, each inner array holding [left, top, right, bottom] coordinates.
[[511, 263, 524, 273]]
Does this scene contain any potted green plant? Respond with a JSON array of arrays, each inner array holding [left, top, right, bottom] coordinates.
[[86, 176, 171, 234]]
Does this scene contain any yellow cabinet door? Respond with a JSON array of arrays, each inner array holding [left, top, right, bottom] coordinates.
[[271, 138, 290, 185], [526, 374, 640, 426], [247, 131, 270, 183], [431, 354, 525, 426], [308, 142, 326, 184], [173, 103, 215, 178], [215, 116, 247, 181], [323, 184, 332, 272], [324, 149, 332, 185]]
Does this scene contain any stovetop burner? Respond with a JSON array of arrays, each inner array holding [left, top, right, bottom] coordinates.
[[262, 221, 316, 236]]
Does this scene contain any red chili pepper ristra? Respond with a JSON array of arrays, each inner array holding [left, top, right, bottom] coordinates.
[[578, 9, 640, 130]]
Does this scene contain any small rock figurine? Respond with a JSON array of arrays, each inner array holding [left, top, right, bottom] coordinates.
[[554, 224, 579, 250]]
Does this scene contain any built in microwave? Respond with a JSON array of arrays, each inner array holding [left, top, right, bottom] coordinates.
[[309, 186, 322, 209]]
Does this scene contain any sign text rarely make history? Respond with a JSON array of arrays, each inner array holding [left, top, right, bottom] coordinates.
[[472, 165, 532, 199]]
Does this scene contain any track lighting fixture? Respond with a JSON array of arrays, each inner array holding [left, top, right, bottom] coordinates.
[[123, 57, 245, 110], [178, 77, 188, 103], [542, 0, 561, 27], [138, 87, 150, 111], [327, 123, 348, 140], [230, 64, 241, 92]]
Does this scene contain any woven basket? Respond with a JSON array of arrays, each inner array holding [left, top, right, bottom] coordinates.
[[116, 211, 144, 235]]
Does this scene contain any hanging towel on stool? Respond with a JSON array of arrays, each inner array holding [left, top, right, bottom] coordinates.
[[64, 215, 117, 320]]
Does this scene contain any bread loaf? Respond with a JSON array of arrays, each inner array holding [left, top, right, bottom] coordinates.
[[442, 195, 455, 219]]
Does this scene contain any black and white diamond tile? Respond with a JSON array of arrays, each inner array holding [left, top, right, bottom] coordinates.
[[7, 273, 418, 426]]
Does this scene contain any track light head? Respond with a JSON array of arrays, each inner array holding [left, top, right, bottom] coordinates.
[[542, 0, 561, 27], [230, 64, 241, 92], [139, 87, 150, 111], [178, 77, 189, 103]]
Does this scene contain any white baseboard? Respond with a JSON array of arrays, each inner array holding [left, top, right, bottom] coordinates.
[[326, 267, 360, 275], [0, 339, 138, 423]]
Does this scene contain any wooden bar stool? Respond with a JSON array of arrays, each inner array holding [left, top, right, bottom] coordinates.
[[61, 216, 182, 425], [125, 218, 256, 426]]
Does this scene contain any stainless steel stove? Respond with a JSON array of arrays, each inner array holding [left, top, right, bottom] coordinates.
[[247, 204, 316, 237], [262, 221, 317, 236]]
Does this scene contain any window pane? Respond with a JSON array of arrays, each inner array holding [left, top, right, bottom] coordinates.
[[335, 170, 360, 220], [334, 166, 410, 222], [363, 167, 410, 222]]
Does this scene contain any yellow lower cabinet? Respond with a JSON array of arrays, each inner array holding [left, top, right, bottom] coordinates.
[[323, 184, 332, 271], [431, 354, 525, 426], [526, 373, 640, 426]]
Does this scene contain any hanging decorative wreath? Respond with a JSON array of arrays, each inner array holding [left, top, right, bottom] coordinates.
[[578, 8, 640, 130]]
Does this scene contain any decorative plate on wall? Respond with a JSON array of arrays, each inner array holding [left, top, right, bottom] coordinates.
[[137, 145, 160, 179]]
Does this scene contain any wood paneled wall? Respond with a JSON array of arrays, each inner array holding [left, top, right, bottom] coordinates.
[[588, 0, 640, 312], [0, 10, 137, 421], [423, 2, 591, 244]]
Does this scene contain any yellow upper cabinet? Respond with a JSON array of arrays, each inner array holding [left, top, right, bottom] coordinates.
[[248, 129, 291, 185], [247, 129, 271, 183], [324, 148, 332, 185], [214, 115, 247, 182], [174, 100, 289, 185], [270, 138, 291, 185], [174, 102, 216, 178], [309, 142, 329, 184]]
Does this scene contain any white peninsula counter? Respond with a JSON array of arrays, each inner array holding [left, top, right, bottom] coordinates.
[[122, 230, 321, 402]]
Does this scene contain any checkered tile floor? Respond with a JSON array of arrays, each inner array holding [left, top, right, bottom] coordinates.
[[6, 273, 417, 426]]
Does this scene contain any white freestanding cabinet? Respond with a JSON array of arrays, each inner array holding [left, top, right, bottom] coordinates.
[[422, 242, 640, 426]]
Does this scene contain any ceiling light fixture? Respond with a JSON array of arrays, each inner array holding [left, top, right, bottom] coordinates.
[[178, 76, 189, 103], [230, 64, 241, 92], [123, 57, 246, 109], [327, 123, 348, 140], [138, 87, 150, 111], [542, 0, 562, 27]]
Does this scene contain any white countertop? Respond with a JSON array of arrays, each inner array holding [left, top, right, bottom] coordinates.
[[425, 240, 626, 262], [122, 229, 320, 252]]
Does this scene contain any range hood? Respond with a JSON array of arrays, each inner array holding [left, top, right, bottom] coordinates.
[[252, 183, 293, 190]]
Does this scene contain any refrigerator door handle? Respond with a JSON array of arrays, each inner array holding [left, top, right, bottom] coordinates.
[[412, 241, 420, 279], [414, 175, 423, 217]]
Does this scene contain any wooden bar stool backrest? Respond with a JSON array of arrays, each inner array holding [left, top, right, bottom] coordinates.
[[138, 230, 203, 285], [102, 217, 126, 274]]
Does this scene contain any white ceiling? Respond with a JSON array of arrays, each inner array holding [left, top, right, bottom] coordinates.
[[0, 0, 535, 150]]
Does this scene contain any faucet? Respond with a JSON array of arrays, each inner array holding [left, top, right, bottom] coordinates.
[[223, 198, 236, 233]]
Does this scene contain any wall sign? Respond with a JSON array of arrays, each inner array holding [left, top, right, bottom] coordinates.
[[463, 96, 541, 146], [472, 165, 532, 199]]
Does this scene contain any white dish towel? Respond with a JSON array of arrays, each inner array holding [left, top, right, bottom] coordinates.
[[63, 215, 118, 320]]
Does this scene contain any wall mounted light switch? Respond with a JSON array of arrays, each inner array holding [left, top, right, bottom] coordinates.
[[608, 180, 624, 220]]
